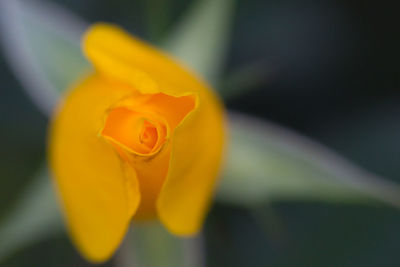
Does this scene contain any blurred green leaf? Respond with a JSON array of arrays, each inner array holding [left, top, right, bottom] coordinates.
[[217, 112, 400, 206], [219, 62, 272, 100], [143, 0, 172, 42], [117, 223, 204, 267], [0, 0, 89, 115], [163, 0, 235, 84], [0, 167, 63, 263]]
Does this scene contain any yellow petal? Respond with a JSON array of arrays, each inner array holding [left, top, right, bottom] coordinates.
[[83, 23, 200, 96], [157, 88, 226, 235], [83, 23, 226, 234], [49, 74, 140, 262]]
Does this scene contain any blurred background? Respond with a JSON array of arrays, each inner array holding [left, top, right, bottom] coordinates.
[[1, 0, 400, 266]]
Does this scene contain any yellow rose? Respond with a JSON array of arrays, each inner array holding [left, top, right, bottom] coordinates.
[[49, 23, 226, 262]]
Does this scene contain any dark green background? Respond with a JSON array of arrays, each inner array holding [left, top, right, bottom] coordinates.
[[1, 0, 400, 266]]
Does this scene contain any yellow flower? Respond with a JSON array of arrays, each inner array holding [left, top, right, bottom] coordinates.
[[49, 23, 226, 262]]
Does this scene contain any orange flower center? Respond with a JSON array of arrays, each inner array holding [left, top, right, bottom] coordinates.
[[139, 121, 158, 150], [100, 107, 168, 155]]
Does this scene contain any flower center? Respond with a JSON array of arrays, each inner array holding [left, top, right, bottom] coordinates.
[[100, 92, 196, 159], [100, 107, 168, 155], [139, 121, 158, 149]]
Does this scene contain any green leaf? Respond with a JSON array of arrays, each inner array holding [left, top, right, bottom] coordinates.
[[143, 0, 173, 42], [116, 223, 204, 267], [219, 63, 271, 100], [0, 0, 89, 115], [217, 112, 400, 206], [0, 167, 63, 263], [163, 0, 235, 84]]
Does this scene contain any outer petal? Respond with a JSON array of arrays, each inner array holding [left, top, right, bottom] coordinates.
[[83, 23, 226, 235], [157, 88, 226, 235], [83, 23, 199, 96], [49, 74, 140, 262]]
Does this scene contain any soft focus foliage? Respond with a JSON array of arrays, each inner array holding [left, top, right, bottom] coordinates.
[[1, 0, 400, 266]]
